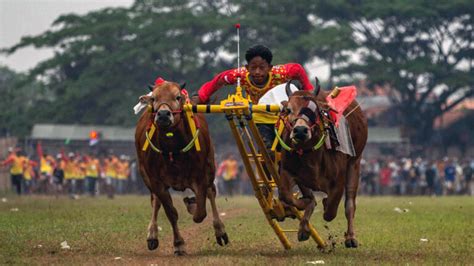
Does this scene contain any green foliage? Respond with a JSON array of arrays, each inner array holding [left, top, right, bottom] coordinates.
[[2, 0, 473, 147], [0, 67, 46, 136], [316, 0, 474, 144], [2, 0, 331, 138]]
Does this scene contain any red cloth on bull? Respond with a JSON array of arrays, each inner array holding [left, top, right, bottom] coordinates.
[[326, 86, 357, 127]]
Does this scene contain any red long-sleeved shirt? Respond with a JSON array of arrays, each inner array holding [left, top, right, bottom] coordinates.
[[198, 63, 314, 104]]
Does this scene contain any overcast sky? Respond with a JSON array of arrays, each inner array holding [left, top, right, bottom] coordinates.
[[0, 0, 328, 79], [0, 0, 132, 72]]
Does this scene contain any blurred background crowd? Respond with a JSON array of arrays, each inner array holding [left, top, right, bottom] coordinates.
[[0, 144, 144, 198], [3, 143, 472, 198]]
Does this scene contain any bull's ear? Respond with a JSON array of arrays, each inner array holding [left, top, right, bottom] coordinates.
[[180, 82, 186, 89], [147, 84, 155, 91], [280, 100, 289, 114], [139, 95, 153, 104], [313, 77, 321, 96]]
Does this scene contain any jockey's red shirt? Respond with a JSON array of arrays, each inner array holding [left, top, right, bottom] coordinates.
[[198, 63, 314, 123]]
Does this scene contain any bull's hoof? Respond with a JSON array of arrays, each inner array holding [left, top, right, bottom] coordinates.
[[183, 197, 197, 215], [297, 230, 310, 242], [344, 238, 358, 248], [174, 250, 187, 256], [147, 238, 159, 250], [216, 233, 229, 246], [193, 213, 207, 223], [183, 196, 196, 205]]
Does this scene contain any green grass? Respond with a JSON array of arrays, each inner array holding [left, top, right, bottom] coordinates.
[[0, 194, 473, 265]]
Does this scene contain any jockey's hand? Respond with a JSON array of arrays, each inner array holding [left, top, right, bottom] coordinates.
[[190, 94, 205, 105]]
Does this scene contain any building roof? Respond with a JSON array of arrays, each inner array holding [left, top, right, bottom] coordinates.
[[357, 95, 392, 110], [31, 124, 134, 141], [368, 127, 406, 143], [31, 124, 405, 144]]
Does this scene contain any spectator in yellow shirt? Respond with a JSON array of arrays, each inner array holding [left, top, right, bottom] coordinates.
[[23, 157, 38, 194], [63, 152, 78, 198], [216, 153, 239, 196], [1, 147, 25, 195], [103, 155, 119, 199], [116, 155, 130, 194], [38, 152, 55, 194], [84, 155, 100, 196], [52, 153, 65, 196], [74, 156, 87, 196]]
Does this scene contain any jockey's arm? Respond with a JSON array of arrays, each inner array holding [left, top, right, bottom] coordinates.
[[196, 69, 238, 103], [284, 63, 314, 91]]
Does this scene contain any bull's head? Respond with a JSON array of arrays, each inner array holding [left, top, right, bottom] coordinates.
[[139, 81, 186, 128], [282, 79, 322, 144]]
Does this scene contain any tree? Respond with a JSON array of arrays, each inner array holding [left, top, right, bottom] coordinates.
[[3, 0, 363, 139], [316, 0, 474, 145], [3, 1, 232, 129], [0, 66, 45, 136]]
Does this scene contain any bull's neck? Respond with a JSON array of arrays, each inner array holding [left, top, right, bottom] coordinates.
[[155, 116, 192, 152]]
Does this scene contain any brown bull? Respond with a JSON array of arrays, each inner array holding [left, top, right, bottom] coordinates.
[[278, 81, 368, 248], [135, 81, 228, 255]]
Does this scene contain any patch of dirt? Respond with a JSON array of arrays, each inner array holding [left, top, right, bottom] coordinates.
[[126, 206, 249, 264]]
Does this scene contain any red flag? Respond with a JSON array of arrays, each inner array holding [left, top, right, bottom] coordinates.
[[36, 141, 43, 159]]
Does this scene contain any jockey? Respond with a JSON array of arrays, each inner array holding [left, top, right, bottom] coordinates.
[[194, 44, 314, 148]]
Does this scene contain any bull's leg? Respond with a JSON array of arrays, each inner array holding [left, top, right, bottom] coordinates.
[[157, 190, 186, 256], [322, 185, 344, 222], [344, 162, 360, 248], [207, 184, 229, 246], [183, 184, 208, 223], [147, 193, 161, 250], [192, 184, 208, 223], [278, 169, 308, 210], [297, 186, 317, 242]]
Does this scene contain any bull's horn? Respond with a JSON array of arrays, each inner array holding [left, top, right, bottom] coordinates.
[[147, 84, 154, 91], [286, 80, 303, 97], [285, 81, 293, 97], [314, 77, 321, 96], [180, 82, 186, 89]]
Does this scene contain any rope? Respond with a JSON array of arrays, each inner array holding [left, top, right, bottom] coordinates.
[[344, 103, 361, 118], [144, 127, 200, 154]]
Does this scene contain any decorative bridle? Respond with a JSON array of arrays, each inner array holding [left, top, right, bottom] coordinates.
[[144, 85, 200, 159], [274, 80, 327, 155]]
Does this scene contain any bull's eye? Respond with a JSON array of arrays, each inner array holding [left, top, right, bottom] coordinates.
[[176, 95, 182, 101], [286, 108, 292, 114], [150, 97, 155, 102]]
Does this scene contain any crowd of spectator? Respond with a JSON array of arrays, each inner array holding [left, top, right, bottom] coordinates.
[[214, 154, 474, 197], [359, 156, 474, 196], [3, 146, 473, 198], [0, 147, 145, 198]]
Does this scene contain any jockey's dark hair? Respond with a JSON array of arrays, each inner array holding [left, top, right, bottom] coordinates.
[[245, 44, 273, 64]]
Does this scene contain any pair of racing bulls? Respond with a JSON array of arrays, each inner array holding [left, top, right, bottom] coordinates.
[[135, 80, 368, 255]]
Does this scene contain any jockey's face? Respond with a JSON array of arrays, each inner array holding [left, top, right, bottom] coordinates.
[[246, 56, 272, 86]]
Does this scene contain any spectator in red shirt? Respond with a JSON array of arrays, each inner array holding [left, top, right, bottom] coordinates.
[[379, 163, 392, 195]]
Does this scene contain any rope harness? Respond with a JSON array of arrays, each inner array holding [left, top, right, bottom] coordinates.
[[274, 97, 328, 156], [144, 89, 200, 161]]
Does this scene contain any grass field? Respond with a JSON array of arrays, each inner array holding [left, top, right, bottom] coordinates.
[[0, 193, 473, 265]]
